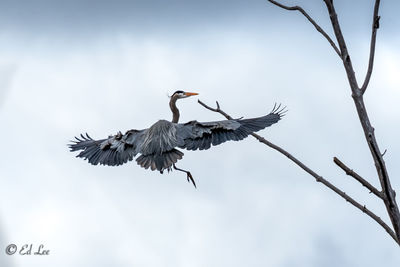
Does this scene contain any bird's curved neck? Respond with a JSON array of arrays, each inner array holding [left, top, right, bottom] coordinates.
[[169, 96, 180, 123]]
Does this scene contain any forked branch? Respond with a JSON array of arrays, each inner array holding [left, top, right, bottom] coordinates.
[[267, 0, 400, 244], [323, 0, 400, 243], [198, 99, 399, 245]]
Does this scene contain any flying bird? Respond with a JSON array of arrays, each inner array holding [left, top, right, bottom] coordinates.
[[69, 91, 285, 187]]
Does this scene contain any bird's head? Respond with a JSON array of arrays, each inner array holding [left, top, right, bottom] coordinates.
[[171, 90, 199, 100]]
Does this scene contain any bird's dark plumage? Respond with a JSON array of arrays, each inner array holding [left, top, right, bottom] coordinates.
[[179, 109, 283, 151], [69, 104, 285, 173], [69, 91, 285, 187]]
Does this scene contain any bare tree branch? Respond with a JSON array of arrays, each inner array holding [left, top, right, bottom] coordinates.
[[267, 0, 341, 57], [322, 0, 400, 243], [265, 0, 400, 243], [322, 0, 360, 91], [361, 0, 381, 94], [333, 157, 383, 199], [198, 99, 399, 245]]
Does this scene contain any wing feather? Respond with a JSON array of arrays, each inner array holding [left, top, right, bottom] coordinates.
[[178, 106, 285, 151], [69, 129, 145, 166]]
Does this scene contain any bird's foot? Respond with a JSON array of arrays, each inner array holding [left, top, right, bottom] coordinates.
[[186, 172, 197, 188], [173, 163, 197, 188]]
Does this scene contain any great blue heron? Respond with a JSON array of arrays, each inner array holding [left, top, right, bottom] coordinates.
[[69, 91, 285, 187]]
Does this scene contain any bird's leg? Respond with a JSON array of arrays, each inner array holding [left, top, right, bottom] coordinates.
[[173, 164, 197, 188]]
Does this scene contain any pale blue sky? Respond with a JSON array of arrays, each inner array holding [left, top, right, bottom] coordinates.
[[0, 1, 400, 266]]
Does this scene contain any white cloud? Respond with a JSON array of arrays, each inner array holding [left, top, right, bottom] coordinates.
[[0, 22, 399, 267]]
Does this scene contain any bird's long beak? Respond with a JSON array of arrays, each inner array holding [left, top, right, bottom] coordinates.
[[185, 92, 199, 96]]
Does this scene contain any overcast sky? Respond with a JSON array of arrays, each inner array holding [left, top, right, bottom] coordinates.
[[1, 1, 400, 266]]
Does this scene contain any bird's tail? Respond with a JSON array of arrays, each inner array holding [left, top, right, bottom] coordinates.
[[136, 149, 184, 172]]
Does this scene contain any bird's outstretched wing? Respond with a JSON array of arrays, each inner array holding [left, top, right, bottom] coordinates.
[[177, 104, 286, 151], [69, 129, 145, 166]]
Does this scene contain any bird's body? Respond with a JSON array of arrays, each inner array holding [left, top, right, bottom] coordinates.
[[69, 91, 285, 187]]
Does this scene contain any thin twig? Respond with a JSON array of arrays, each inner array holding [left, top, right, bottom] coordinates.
[[267, 0, 341, 57], [198, 99, 399, 245], [333, 157, 383, 199], [361, 0, 381, 94]]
